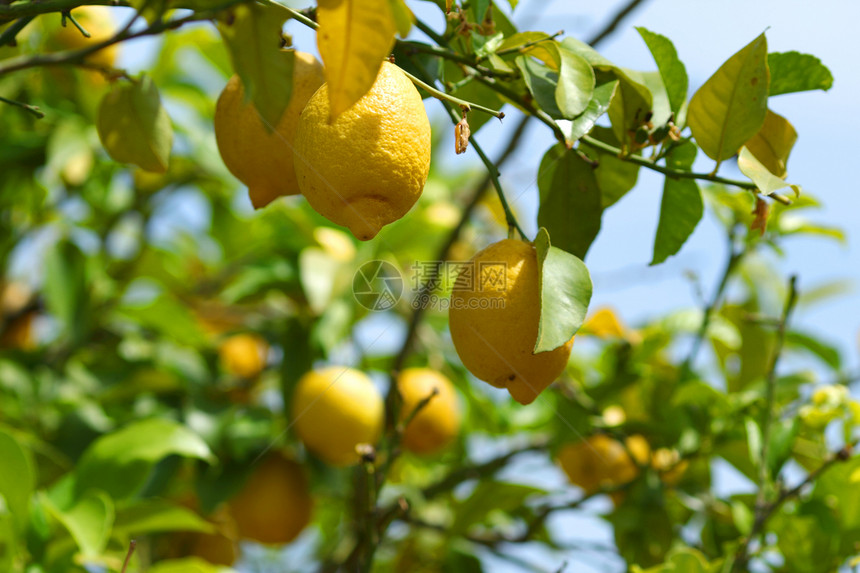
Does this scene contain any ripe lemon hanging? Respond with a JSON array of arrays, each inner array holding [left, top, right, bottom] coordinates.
[[397, 368, 461, 455], [292, 61, 432, 241], [214, 51, 325, 209], [291, 366, 384, 466], [227, 452, 312, 545], [448, 239, 574, 405], [218, 332, 268, 379], [557, 434, 650, 505]]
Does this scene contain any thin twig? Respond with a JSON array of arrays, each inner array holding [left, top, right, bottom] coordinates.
[[0, 95, 44, 118], [586, 0, 648, 47], [680, 227, 744, 378], [732, 276, 800, 572]]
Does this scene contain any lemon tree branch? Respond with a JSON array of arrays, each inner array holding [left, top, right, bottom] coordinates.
[[0, 0, 130, 23], [0, 0, 246, 76], [579, 135, 791, 205]]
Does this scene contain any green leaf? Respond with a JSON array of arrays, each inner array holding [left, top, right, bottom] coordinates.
[[745, 417, 763, 473], [636, 27, 688, 116], [387, 0, 414, 37], [516, 55, 563, 119], [770, 503, 840, 573], [651, 142, 702, 265], [43, 490, 114, 557], [75, 418, 214, 500], [537, 144, 602, 258], [766, 417, 799, 476], [117, 294, 208, 348], [730, 500, 754, 536], [768, 51, 833, 96], [471, 0, 490, 23], [560, 36, 613, 67], [43, 240, 90, 342], [97, 76, 174, 173], [497, 32, 550, 54], [785, 331, 841, 370], [0, 428, 35, 531], [556, 71, 617, 144], [112, 499, 215, 537], [743, 109, 796, 178], [738, 146, 801, 196], [580, 125, 640, 208], [555, 46, 595, 119], [813, 456, 860, 530], [451, 481, 545, 535], [606, 68, 653, 147], [218, 3, 293, 127], [533, 228, 593, 353], [688, 33, 769, 164]]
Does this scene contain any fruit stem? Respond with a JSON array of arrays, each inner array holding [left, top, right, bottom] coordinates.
[[62, 10, 92, 38], [398, 68, 505, 119], [273, 3, 318, 30], [272, 3, 506, 120]]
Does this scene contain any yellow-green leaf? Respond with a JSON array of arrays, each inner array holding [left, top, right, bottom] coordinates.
[[218, 3, 293, 128], [96, 76, 173, 173], [387, 0, 413, 37], [688, 33, 769, 165], [738, 146, 801, 197], [317, 0, 397, 120], [744, 109, 796, 178]]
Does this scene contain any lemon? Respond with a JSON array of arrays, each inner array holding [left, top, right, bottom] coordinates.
[[448, 239, 574, 405], [228, 453, 312, 545], [218, 333, 268, 378], [292, 366, 384, 466], [293, 61, 432, 241], [397, 368, 461, 455], [49, 6, 118, 69], [651, 447, 689, 487], [557, 434, 649, 504], [214, 51, 325, 209]]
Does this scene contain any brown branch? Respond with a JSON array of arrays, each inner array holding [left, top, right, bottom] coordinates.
[[586, 0, 648, 47], [0, 0, 245, 75]]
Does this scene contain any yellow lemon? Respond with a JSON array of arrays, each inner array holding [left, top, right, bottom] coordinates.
[[292, 366, 384, 466], [214, 51, 325, 208], [397, 368, 461, 455], [228, 453, 312, 545], [218, 333, 268, 379], [448, 239, 574, 405], [49, 6, 118, 69], [557, 434, 649, 504], [293, 61, 432, 241], [652, 447, 689, 487], [187, 504, 239, 566]]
